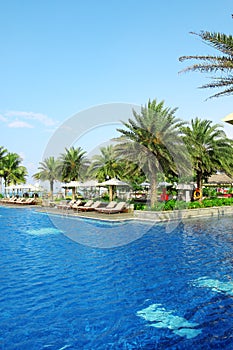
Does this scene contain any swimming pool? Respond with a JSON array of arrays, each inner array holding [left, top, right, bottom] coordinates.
[[1, 206, 233, 349]]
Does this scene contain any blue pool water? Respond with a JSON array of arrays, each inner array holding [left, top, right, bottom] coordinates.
[[1, 207, 233, 349]]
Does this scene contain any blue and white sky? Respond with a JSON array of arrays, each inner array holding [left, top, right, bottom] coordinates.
[[1, 0, 233, 182]]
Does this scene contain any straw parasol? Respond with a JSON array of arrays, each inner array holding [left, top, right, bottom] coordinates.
[[222, 113, 233, 125], [206, 174, 233, 186], [97, 178, 129, 201], [79, 180, 98, 187], [62, 181, 82, 199], [157, 181, 173, 188]]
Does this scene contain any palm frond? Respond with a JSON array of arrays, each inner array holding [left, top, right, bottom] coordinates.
[[190, 31, 233, 56]]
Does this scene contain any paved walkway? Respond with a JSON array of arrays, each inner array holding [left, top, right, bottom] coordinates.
[[36, 206, 134, 221]]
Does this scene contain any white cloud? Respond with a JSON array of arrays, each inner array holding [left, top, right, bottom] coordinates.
[[5, 110, 57, 127], [8, 120, 34, 128]]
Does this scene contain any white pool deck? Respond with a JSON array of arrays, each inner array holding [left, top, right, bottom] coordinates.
[[1, 202, 233, 223], [34, 204, 233, 224]]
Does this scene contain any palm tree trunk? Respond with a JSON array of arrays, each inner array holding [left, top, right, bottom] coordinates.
[[109, 186, 113, 201], [50, 181, 54, 200], [72, 187, 76, 200], [196, 172, 202, 190], [4, 178, 6, 197], [0, 177, 2, 195], [150, 175, 157, 207], [196, 172, 203, 201]]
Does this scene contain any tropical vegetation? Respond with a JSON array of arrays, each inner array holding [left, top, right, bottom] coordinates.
[[1, 97, 233, 210], [0, 148, 27, 189], [181, 117, 233, 192], [88, 145, 122, 182], [179, 31, 233, 99], [59, 147, 88, 182], [115, 99, 191, 206], [33, 156, 60, 199], [32, 146, 88, 199]]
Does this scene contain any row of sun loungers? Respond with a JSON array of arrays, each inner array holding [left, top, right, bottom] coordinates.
[[0, 197, 128, 213], [0, 197, 37, 205], [55, 200, 127, 214]]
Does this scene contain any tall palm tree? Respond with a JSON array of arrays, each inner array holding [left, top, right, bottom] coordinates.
[[88, 144, 125, 200], [33, 156, 60, 199], [116, 99, 189, 207], [59, 146, 88, 199], [1, 152, 27, 187], [89, 145, 123, 182], [179, 31, 233, 99], [181, 117, 233, 192]]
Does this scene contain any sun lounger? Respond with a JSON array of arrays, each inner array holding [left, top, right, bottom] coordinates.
[[78, 199, 93, 208], [18, 198, 36, 205], [6, 197, 26, 204], [94, 201, 126, 214], [57, 199, 81, 210], [15, 198, 27, 204], [77, 200, 102, 212], [94, 201, 117, 213], [7, 197, 18, 203], [70, 200, 83, 210], [0, 197, 11, 204], [73, 199, 93, 211]]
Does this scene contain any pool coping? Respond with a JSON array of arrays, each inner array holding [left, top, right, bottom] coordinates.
[[36, 205, 233, 226], [1, 203, 233, 224], [134, 205, 233, 223]]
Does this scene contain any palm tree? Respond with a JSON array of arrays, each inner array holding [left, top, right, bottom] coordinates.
[[88, 144, 126, 200], [0, 146, 7, 192], [181, 117, 233, 192], [116, 99, 189, 207], [59, 146, 88, 199], [179, 31, 233, 99], [0, 146, 7, 161], [89, 145, 123, 182], [33, 156, 60, 199], [1, 152, 27, 188]]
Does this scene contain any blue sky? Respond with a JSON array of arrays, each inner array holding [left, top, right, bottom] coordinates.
[[1, 0, 233, 182]]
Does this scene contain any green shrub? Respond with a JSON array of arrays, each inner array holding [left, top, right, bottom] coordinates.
[[149, 200, 188, 211], [219, 197, 233, 206], [101, 194, 110, 201], [136, 196, 233, 211], [188, 201, 203, 209], [202, 187, 210, 197], [149, 202, 165, 211], [163, 199, 177, 211], [202, 198, 223, 207], [134, 202, 146, 210], [210, 189, 217, 198], [174, 200, 189, 210]]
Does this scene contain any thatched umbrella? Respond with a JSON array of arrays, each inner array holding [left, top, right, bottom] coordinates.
[[206, 174, 233, 186], [97, 178, 129, 201], [222, 113, 233, 125], [62, 181, 82, 200]]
